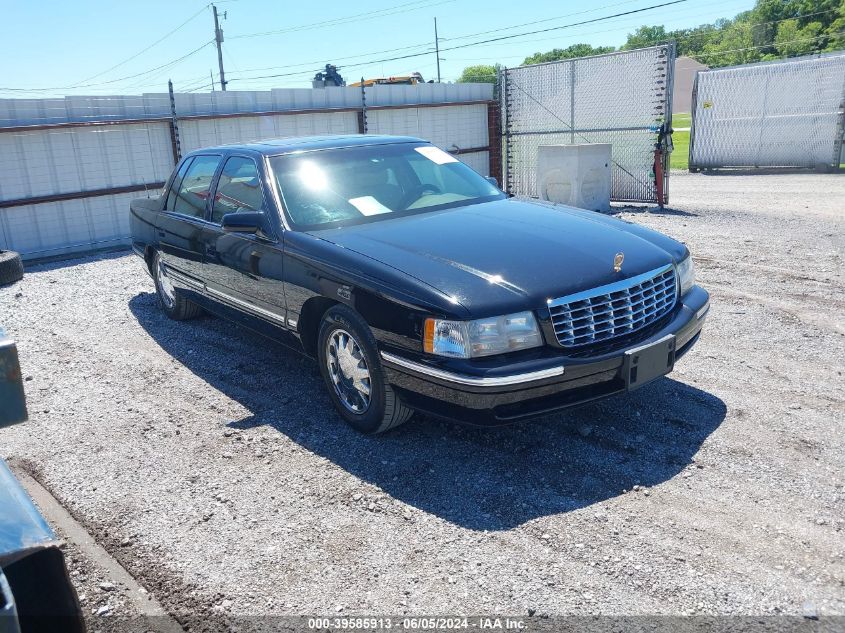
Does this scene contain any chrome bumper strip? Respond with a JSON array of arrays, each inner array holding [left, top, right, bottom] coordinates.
[[696, 302, 710, 320], [205, 286, 287, 327], [380, 352, 565, 387], [166, 267, 204, 291]]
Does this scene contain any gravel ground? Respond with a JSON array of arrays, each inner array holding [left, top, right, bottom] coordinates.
[[46, 523, 141, 628], [0, 172, 843, 628]]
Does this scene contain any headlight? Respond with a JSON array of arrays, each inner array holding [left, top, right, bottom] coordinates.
[[423, 311, 543, 358], [677, 255, 695, 295]]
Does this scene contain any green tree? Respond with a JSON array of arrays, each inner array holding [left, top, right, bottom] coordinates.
[[521, 43, 615, 65], [622, 25, 669, 49], [823, 0, 845, 50], [456, 64, 499, 83], [775, 19, 824, 56], [700, 18, 760, 67], [671, 24, 721, 57]]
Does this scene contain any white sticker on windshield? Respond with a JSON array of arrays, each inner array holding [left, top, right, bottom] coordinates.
[[349, 196, 393, 216], [414, 146, 459, 165]]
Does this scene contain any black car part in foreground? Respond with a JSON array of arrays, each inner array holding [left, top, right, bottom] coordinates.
[[0, 329, 85, 633], [130, 135, 709, 434]]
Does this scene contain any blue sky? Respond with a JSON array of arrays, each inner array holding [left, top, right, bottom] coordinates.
[[1, 0, 754, 97]]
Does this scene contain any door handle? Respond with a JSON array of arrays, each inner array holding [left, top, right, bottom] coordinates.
[[249, 251, 261, 277]]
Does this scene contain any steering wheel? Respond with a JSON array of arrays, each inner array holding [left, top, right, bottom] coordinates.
[[401, 183, 442, 208]]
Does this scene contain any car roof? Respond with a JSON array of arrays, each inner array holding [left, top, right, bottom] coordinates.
[[187, 134, 427, 156]]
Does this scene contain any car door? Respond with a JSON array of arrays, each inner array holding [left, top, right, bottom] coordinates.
[[200, 154, 288, 330], [156, 154, 222, 286]]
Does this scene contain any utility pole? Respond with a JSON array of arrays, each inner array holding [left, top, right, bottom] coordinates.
[[213, 4, 227, 91], [434, 17, 441, 83], [210, 69, 216, 92]]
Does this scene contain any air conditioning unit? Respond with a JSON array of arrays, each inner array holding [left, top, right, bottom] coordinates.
[[536, 144, 612, 212]]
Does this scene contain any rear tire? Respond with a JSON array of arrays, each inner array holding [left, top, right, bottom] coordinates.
[[0, 250, 24, 286], [152, 251, 202, 320], [317, 304, 413, 434]]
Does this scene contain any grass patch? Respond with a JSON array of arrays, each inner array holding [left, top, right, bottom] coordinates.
[[670, 128, 690, 171], [673, 112, 691, 128]]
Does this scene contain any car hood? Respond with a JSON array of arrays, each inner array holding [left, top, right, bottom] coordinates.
[[310, 198, 687, 316]]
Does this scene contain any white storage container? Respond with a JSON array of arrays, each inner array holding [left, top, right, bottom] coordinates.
[[536, 144, 612, 212]]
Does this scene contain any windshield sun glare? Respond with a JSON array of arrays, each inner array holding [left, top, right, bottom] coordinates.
[[271, 143, 504, 229]]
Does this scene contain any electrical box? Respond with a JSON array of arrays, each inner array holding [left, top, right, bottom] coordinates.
[[536, 144, 612, 212]]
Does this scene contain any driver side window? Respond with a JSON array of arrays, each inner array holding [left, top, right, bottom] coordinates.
[[211, 156, 264, 224]]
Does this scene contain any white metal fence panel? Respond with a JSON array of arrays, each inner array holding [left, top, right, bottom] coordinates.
[[178, 112, 359, 154], [0, 190, 163, 259], [0, 123, 171, 199], [0, 122, 171, 258], [0, 84, 494, 260], [455, 152, 490, 176], [0, 84, 493, 127], [0, 95, 173, 127], [689, 52, 845, 169], [367, 103, 490, 175], [364, 82, 492, 106], [502, 45, 674, 203]]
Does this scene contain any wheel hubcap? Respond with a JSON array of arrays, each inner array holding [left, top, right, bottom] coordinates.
[[326, 329, 371, 414], [157, 258, 176, 308]]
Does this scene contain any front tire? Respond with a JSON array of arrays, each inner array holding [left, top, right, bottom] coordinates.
[[152, 251, 202, 320], [317, 304, 413, 434]]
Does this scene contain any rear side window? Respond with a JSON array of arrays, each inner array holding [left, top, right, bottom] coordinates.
[[173, 155, 221, 219], [165, 158, 193, 211], [211, 157, 264, 224]]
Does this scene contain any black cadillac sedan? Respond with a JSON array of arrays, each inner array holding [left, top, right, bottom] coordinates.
[[130, 135, 709, 434]]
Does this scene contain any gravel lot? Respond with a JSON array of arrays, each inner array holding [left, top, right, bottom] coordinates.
[[1, 172, 843, 629]]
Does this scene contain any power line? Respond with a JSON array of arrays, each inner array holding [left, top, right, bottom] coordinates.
[[227, 0, 687, 78], [74, 5, 209, 84], [441, 0, 746, 52], [446, 5, 843, 71], [229, 0, 452, 40], [454, 28, 845, 81], [45, 0, 699, 94], [0, 41, 215, 93], [226, 0, 694, 84], [440, 0, 645, 43], [225, 4, 842, 89], [220, 40, 436, 76]]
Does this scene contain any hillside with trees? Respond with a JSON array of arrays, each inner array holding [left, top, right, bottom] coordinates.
[[458, 0, 845, 82]]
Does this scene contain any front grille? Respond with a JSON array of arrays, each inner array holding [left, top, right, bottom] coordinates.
[[548, 264, 677, 349]]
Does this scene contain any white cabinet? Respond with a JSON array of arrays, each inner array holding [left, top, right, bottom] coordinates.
[[536, 144, 612, 212]]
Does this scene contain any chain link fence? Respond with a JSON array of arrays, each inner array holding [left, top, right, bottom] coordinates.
[[501, 45, 674, 204], [689, 52, 845, 170]]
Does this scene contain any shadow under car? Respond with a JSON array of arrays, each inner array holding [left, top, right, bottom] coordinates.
[[129, 291, 726, 531]]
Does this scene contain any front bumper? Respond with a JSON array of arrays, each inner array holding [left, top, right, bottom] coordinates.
[[381, 286, 709, 425]]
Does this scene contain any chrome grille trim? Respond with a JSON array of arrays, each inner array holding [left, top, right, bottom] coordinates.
[[548, 264, 677, 348]]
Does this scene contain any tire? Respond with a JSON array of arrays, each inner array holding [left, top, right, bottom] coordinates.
[[317, 304, 414, 434], [0, 250, 24, 286], [152, 251, 202, 320]]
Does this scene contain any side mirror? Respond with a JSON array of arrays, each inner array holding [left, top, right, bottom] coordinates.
[[221, 211, 271, 237]]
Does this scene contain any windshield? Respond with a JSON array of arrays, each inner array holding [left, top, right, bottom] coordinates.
[[270, 143, 504, 229]]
